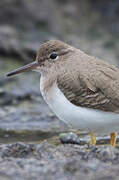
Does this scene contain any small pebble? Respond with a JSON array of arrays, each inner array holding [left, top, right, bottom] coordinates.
[[59, 132, 84, 145]]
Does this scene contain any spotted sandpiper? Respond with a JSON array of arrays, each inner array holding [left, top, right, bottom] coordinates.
[[7, 40, 119, 146]]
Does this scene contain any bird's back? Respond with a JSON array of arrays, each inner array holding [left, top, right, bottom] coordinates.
[[57, 50, 119, 113]]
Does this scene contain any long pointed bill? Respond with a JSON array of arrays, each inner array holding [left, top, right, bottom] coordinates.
[[7, 61, 38, 77]]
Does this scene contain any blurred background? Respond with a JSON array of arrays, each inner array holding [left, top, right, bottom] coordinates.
[[0, 0, 119, 143]]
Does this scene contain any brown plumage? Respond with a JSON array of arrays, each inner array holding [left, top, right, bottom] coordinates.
[[57, 53, 119, 113], [36, 40, 119, 113]]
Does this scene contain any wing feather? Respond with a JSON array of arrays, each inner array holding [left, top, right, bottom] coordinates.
[[58, 56, 119, 112]]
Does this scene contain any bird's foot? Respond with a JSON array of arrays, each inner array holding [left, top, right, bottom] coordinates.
[[110, 132, 117, 147], [90, 132, 96, 145]]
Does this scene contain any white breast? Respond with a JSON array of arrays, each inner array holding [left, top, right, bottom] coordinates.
[[40, 75, 119, 134]]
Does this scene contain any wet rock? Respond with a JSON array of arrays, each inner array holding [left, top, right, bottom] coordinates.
[[80, 145, 119, 163], [60, 132, 86, 145], [92, 146, 119, 163], [0, 142, 35, 158], [0, 142, 119, 179], [0, 90, 13, 105], [36, 140, 56, 159]]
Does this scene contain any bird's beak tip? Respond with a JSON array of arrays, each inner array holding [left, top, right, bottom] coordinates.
[[6, 61, 38, 77]]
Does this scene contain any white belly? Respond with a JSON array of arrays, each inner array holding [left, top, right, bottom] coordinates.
[[40, 77, 119, 134]]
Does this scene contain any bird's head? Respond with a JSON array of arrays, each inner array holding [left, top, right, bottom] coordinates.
[[7, 40, 74, 77]]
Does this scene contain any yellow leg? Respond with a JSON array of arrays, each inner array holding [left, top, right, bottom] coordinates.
[[110, 132, 117, 147], [90, 132, 96, 145]]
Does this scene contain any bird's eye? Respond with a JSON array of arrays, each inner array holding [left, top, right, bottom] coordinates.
[[50, 52, 58, 60]]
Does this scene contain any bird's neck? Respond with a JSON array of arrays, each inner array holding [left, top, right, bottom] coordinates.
[[40, 72, 57, 100]]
